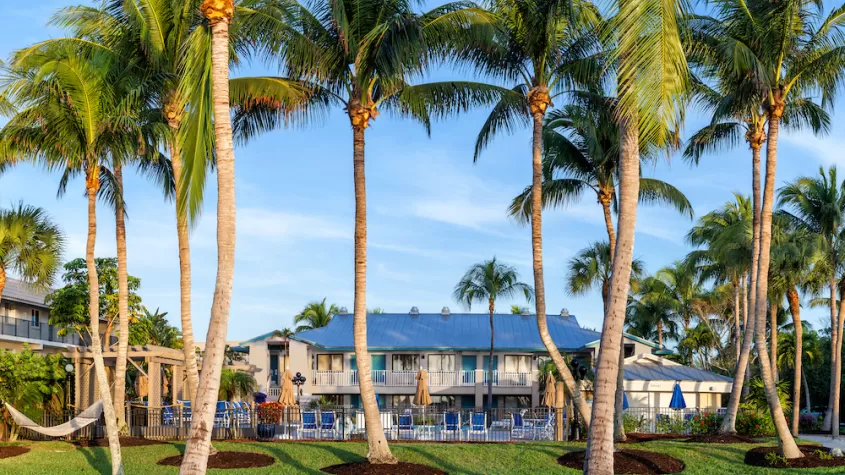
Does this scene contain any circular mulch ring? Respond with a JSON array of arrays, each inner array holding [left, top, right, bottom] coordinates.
[[618, 433, 689, 443], [685, 434, 755, 444], [745, 444, 845, 469], [158, 451, 275, 469], [74, 437, 168, 448], [559, 449, 685, 475], [321, 462, 447, 475], [0, 446, 30, 459]]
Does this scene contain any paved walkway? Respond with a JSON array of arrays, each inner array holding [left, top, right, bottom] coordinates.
[[799, 434, 845, 449]]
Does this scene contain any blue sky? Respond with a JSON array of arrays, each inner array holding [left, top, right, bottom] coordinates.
[[0, 1, 837, 341]]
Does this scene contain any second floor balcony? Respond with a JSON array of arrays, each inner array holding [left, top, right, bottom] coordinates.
[[0, 316, 79, 346], [311, 370, 534, 388]]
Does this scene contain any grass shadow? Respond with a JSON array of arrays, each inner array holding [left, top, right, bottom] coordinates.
[[398, 445, 485, 475], [76, 446, 112, 474], [239, 442, 326, 474]]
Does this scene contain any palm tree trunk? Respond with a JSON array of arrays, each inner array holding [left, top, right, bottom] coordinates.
[[823, 277, 836, 431], [831, 284, 845, 438], [584, 115, 640, 474], [488, 299, 494, 408], [770, 303, 778, 382], [180, 10, 238, 473], [600, 196, 616, 258], [168, 129, 200, 406], [602, 197, 625, 442], [85, 171, 124, 475], [0, 265, 6, 302], [528, 105, 591, 427], [348, 101, 395, 463], [113, 164, 130, 428], [657, 320, 663, 348], [787, 287, 802, 436], [733, 279, 740, 359], [721, 144, 761, 434], [803, 366, 812, 416], [753, 112, 802, 458]]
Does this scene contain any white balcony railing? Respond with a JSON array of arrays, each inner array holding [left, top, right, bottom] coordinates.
[[309, 370, 532, 387]]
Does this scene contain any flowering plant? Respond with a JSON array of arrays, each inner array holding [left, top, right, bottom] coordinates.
[[257, 402, 284, 424]]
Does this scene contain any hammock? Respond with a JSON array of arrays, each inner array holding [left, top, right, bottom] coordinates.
[[5, 401, 103, 438]]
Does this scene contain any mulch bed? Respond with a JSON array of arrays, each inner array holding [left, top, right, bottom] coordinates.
[[322, 462, 446, 475], [0, 446, 30, 459], [618, 433, 689, 443], [158, 451, 275, 469], [558, 449, 685, 474], [74, 437, 167, 448], [745, 444, 845, 469], [685, 434, 756, 444]]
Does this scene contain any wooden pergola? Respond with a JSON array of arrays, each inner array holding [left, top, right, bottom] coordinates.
[[64, 345, 186, 410]]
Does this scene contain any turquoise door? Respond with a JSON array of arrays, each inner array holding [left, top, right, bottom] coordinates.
[[461, 356, 476, 384], [371, 355, 386, 384], [350, 356, 357, 371], [269, 354, 279, 386], [483, 356, 498, 386]]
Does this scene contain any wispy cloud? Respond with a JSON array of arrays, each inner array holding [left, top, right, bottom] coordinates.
[[782, 131, 845, 167], [238, 208, 350, 241]]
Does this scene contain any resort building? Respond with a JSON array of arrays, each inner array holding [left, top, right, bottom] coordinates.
[[236, 307, 733, 410], [0, 277, 79, 353]]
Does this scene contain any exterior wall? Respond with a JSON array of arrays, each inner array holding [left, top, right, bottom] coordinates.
[[0, 299, 79, 351]]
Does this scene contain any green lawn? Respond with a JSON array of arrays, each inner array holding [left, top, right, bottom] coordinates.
[[0, 438, 840, 474]]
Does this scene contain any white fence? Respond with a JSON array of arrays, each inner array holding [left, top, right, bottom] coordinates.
[[309, 370, 532, 387]]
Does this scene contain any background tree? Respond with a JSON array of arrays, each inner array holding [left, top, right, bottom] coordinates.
[[454, 257, 534, 408], [294, 298, 339, 332], [218, 369, 257, 401], [0, 346, 66, 441], [129, 308, 182, 349], [0, 203, 64, 301]]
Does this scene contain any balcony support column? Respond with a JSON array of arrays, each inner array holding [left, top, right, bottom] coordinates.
[[474, 369, 484, 408], [531, 369, 540, 407]]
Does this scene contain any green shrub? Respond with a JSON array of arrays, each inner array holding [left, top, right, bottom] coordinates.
[[736, 410, 775, 436], [655, 415, 688, 434], [816, 449, 833, 461], [764, 452, 787, 467], [623, 413, 649, 433], [689, 412, 722, 435]]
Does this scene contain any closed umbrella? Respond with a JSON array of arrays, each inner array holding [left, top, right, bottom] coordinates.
[[542, 373, 556, 407], [135, 374, 149, 399], [622, 392, 629, 410], [669, 382, 686, 409], [279, 369, 296, 406], [414, 369, 433, 406]]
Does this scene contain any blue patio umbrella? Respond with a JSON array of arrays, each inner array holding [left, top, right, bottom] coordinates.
[[375, 394, 381, 408], [669, 382, 686, 409], [622, 392, 629, 410]]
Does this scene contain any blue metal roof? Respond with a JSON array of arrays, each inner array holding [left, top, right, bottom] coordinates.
[[293, 313, 601, 351], [623, 363, 733, 382]]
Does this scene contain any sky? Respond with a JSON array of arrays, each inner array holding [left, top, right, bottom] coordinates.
[[0, 0, 838, 342]]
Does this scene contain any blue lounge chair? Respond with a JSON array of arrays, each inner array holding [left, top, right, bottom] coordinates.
[[301, 411, 318, 438], [534, 413, 554, 440], [443, 412, 461, 441], [320, 411, 338, 440], [398, 414, 414, 440], [214, 401, 230, 428], [510, 412, 531, 440], [162, 405, 174, 426], [181, 401, 192, 423], [467, 412, 487, 441]]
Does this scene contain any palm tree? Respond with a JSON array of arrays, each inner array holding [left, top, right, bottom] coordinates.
[[218, 369, 257, 401], [628, 276, 682, 348], [677, 323, 719, 371], [581, 0, 690, 464], [0, 203, 64, 301], [653, 259, 708, 330], [0, 43, 158, 475], [510, 304, 523, 314], [239, 0, 504, 463], [778, 167, 845, 434], [509, 99, 693, 259], [566, 241, 644, 315], [179, 1, 238, 471], [280, 328, 295, 338], [130, 308, 182, 349], [467, 0, 603, 429], [294, 299, 340, 332], [453, 258, 533, 407]]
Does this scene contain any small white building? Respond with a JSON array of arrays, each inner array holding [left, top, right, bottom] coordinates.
[[622, 353, 733, 410]]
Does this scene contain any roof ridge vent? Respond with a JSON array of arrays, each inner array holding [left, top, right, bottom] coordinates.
[[338, 307, 349, 316], [441, 306, 450, 316], [520, 307, 530, 316], [560, 308, 569, 317], [409, 306, 419, 316]]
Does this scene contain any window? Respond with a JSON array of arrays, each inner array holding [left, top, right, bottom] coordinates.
[[430, 395, 456, 409], [624, 343, 635, 358], [30, 309, 40, 327], [504, 355, 532, 373], [316, 394, 344, 407], [391, 394, 413, 407], [503, 396, 530, 408], [316, 354, 343, 371], [392, 354, 419, 371], [428, 354, 455, 371]]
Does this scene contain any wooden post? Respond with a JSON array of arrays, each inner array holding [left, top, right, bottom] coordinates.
[[173, 365, 184, 402], [555, 381, 564, 441]]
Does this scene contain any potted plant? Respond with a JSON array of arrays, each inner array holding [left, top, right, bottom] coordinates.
[[257, 402, 284, 439]]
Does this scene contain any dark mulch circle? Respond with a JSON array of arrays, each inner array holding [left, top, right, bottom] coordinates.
[[158, 451, 275, 469], [745, 444, 845, 469], [618, 433, 689, 443], [321, 462, 447, 475], [74, 437, 167, 448], [0, 446, 30, 459], [685, 434, 756, 444], [559, 449, 685, 475]]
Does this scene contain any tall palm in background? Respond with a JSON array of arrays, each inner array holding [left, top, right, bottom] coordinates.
[[652, 259, 707, 330], [130, 307, 182, 349], [467, 0, 603, 428], [453, 258, 534, 407], [778, 166, 845, 434], [0, 42, 162, 475], [626, 282, 681, 348], [294, 298, 339, 332], [566, 241, 644, 315], [0, 203, 64, 301], [237, 0, 506, 463]]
